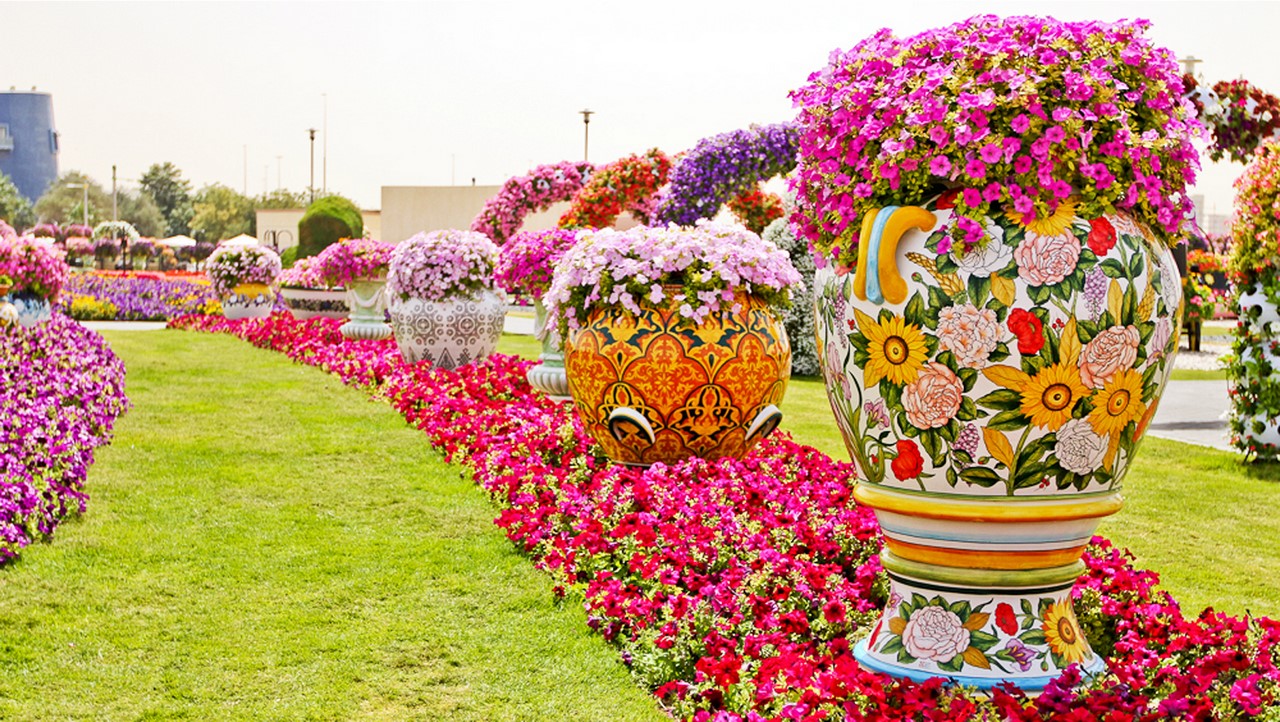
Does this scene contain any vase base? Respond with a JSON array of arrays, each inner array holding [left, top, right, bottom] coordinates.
[[340, 321, 393, 340], [852, 637, 1106, 693]]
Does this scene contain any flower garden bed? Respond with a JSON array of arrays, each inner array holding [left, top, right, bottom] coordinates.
[[1, 315, 130, 563], [168, 312, 1280, 720], [59, 272, 221, 320]]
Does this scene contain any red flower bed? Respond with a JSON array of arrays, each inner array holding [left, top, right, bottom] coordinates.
[[171, 312, 1280, 720]]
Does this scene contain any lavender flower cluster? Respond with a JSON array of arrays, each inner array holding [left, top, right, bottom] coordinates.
[[387, 229, 499, 302], [654, 123, 799, 227], [0, 315, 130, 564]]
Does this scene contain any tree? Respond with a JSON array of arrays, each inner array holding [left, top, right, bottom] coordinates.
[[0, 172, 34, 230], [190, 184, 254, 242], [34, 171, 111, 227], [139, 162, 194, 236], [255, 188, 308, 210], [117, 190, 166, 237]]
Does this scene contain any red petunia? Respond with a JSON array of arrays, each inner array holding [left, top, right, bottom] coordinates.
[[1087, 217, 1118, 257], [1008, 308, 1045, 356], [995, 602, 1019, 636], [891, 439, 924, 480]]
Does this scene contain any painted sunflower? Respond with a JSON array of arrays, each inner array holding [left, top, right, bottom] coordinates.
[[1019, 362, 1089, 431], [855, 309, 929, 387], [1087, 368, 1147, 438], [1042, 600, 1091, 665], [1007, 197, 1080, 237]]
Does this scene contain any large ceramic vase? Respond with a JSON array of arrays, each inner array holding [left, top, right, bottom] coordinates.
[[564, 292, 790, 466], [340, 277, 392, 340], [11, 291, 52, 327], [1230, 286, 1280, 452], [815, 197, 1181, 690], [221, 283, 275, 320], [526, 299, 570, 401], [280, 286, 349, 320], [387, 288, 505, 369]]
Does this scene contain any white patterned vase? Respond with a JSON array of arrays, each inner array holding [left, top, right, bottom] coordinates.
[[281, 286, 349, 320], [1230, 287, 1280, 454], [221, 283, 276, 320], [815, 196, 1181, 691], [388, 289, 506, 369], [10, 292, 50, 327], [526, 299, 570, 401], [340, 277, 392, 340]]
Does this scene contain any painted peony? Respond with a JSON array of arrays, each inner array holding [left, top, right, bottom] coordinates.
[[901, 362, 964, 430], [1055, 418, 1108, 475], [952, 234, 1012, 278], [902, 605, 969, 662], [936, 304, 1000, 368], [1015, 231, 1081, 287], [1079, 325, 1140, 389]]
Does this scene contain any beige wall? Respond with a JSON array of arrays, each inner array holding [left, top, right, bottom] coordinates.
[[381, 185, 641, 243], [256, 208, 382, 250]]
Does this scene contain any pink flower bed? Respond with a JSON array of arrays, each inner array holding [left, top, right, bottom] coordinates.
[[170, 311, 1280, 720]]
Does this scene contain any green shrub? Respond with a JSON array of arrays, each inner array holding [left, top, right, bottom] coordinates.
[[280, 245, 299, 268], [297, 196, 362, 259]]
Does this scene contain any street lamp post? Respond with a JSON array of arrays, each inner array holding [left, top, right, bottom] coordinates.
[[308, 128, 317, 203], [580, 109, 593, 162]]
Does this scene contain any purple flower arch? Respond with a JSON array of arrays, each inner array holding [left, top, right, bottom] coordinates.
[[471, 161, 595, 244], [654, 122, 799, 227]]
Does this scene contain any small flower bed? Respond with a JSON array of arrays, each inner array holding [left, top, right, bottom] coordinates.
[[58, 272, 221, 320], [542, 222, 800, 335], [559, 149, 672, 229], [471, 161, 595, 244], [386, 229, 498, 303], [1, 314, 130, 564], [495, 228, 579, 301], [205, 244, 282, 297], [790, 15, 1202, 267], [0, 235, 69, 299], [312, 236, 395, 288], [171, 311, 1280, 720]]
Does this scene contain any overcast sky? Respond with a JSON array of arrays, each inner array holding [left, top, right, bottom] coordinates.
[[6, 1, 1277, 219]]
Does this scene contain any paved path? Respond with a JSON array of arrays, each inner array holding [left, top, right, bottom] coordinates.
[[1148, 379, 1231, 451], [79, 320, 168, 331]]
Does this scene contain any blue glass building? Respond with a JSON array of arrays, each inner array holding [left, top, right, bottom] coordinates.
[[0, 91, 59, 202]]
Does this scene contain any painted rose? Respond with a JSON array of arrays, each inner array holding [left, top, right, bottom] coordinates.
[[1079, 325, 1140, 388], [1159, 251, 1182, 315], [901, 605, 970, 662], [937, 303, 1001, 369], [1008, 308, 1045, 356], [952, 228, 1012, 278], [1055, 418, 1107, 475], [902, 362, 964, 429], [892, 439, 924, 481], [1015, 231, 1081, 286], [1087, 217, 1117, 256]]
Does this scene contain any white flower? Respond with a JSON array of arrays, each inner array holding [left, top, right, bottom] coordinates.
[[1055, 418, 1107, 475], [953, 229, 1012, 278], [901, 605, 970, 662]]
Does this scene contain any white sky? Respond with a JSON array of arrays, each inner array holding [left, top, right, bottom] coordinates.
[[6, 1, 1277, 220]]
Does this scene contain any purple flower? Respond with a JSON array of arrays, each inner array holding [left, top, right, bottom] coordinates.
[[1004, 638, 1035, 672]]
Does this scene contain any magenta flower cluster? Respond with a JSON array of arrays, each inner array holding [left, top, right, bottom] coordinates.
[[494, 228, 580, 300], [171, 311, 1280, 720], [311, 236, 395, 289], [542, 222, 800, 335], [0, 235, 70, 299], [277, 256, 326, 289], [387, 229, 499, 303], [1, 315, 130, 565], [204, 244, 282, 296], [790, 15, 1203, 266], [655, 122, 799, 226], [471, 161, 595, 244]]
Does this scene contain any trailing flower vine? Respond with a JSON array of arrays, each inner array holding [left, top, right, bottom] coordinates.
[[654, 123, 799, 227], [471, 161, 595, 244]]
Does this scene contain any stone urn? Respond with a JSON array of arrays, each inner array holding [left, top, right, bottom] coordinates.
[[221, 283, 276, 320], [526, 299, 570, 401], [280, 286, 349, 320], [564, 291, 790, 466], [388, 289, 506, 369], [340, 277, 392, 340], [814, 197, 1180, 689]]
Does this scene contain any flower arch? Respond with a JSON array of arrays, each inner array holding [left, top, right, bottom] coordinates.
[[470, 161, 595, 244], [654, 122, 799, 227], [558, 149, 672, 229]]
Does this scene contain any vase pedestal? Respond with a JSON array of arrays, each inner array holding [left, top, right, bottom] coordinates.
[[526, 300, 571, 401], [340, 278, 392, 340]]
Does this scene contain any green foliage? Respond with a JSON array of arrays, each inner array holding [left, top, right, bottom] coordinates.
[[0, 171, 34, 229], [116, 190, 166, 237], [298, 195, 363, 258], [139, 162, 194, 236], [190, 184, 255, 243], [255, 188, 308, 209], [33, 171, 111, 226], [763, 215, 819, 376], [279, 245, 298, 268]]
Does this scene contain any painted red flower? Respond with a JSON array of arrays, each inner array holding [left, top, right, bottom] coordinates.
[[1008, 308, 1046, 356], [995, 602, 1019, 636], [891, 439, 924, 480], [1087, 217, 1118, 256], [936, 189, 961, 210]]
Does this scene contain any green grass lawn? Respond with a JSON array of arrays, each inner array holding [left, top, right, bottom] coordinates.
[[0, 331, 664, 722]]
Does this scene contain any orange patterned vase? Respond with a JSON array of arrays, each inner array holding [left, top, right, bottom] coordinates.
[[564, 292, 791, 466]]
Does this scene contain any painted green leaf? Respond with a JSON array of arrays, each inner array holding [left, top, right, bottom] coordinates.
[[956, 397, 980, 421], [1101, 258, 1127, 279], [1020, 629, 1047, 646], [959, 467, 1003, 487], [1020, 599, 1034, 617], [1128, 249, 1145, 278], [904, 292, 926, 327], [937, 655, 966, 673], [1027, 283, 1051, 305], [986, 409, 1027, 432], [969, 630, 1000, 650], [977, 389, 1022, 411], [921, 430, 944, 466], [969, 275, 991, 306]]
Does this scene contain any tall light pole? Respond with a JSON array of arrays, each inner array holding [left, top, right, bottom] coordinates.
[[308, 128, 317, 203], [580, 109, 593, 162]]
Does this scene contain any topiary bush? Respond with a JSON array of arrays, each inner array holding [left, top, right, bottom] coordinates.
[[279, 245, 299, 268], [297, 196, 362, 259], [762, 215, 818, 376]]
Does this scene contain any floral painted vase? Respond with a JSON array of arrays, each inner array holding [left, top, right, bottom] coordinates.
[[0, 300, 19, 328], [1228, 286, 1280, 454], [815, 195, 1181, 690], [526, 299, 570, 401], [10, 291, 53, 328], [280, 286, 349, 320], [564, 292, 790, 466], [221, 283, 275, 320], [388, 289, 505, 369], [340, 277, 392, 341]]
